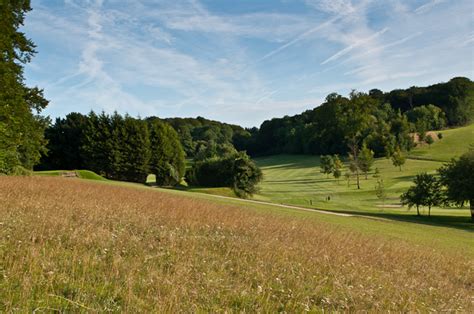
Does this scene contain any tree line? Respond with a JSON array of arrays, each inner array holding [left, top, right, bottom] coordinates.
[[236, 78, 473, 157], [164, 77, 474, 162], [39, 112, 185, 184]]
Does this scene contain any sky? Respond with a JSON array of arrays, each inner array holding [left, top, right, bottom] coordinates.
[[23, 0, 474, 127]]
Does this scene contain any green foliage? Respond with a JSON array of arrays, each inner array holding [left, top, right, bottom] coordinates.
[[112, 114, 151, 183], [391, 148, 406, 171], [41, 112, 185, 184], [0, 0, 49, 173], [425, 134, 434, 146], [38, 112, 88, 170], [358, 144, 374, 179], [232, 153, 264, 198], [348, 151, 361, 189], [148, 119, 186, 186], [437, 132, 443, 140], [344, 171, 351, 187], [163, 116, 247, 157], [416, 120, 427, 143], [193, 140, 237, 162], [375, 179, 386, 205], [332, 155, 343, 181], [189, 152, 262, 198], [438, 149, 474, 219], [236, 77, 472, 157], [406, 104, 446, 131], [373, 167, 380, 178], [81, 112, 114, 178], [400, 173, 443, 216], [319, 155, 334, 177], [386, 77, 474, 126]]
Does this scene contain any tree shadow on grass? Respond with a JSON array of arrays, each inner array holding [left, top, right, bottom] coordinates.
[[265, 178, 338, 184], [323, 209, 474, 232], [257, 155, 320, 169]]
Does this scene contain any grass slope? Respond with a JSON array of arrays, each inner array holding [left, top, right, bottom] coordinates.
[[1, 177, 472, 311], [35, 170, 107, 181], [409, 123, 474, 162]]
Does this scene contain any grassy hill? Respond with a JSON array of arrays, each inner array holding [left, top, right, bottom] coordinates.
[[408, 123, 474, 162], [252, 124, 474, 225], [0, 176, 472, 311]]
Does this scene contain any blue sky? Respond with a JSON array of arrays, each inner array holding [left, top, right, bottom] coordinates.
[[24, 0, 474, 127]]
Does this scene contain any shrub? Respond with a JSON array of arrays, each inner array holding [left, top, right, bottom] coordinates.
[[189, 152, 262, 198]]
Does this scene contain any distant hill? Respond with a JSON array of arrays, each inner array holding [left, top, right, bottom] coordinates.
[[238, 77, 474, 156]]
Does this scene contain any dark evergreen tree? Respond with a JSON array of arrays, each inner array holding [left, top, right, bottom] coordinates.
[[148, 119, 185, 186], [81, 112, 114, 178], [113, 115, 151, 183], [39, 112, 88, 170]]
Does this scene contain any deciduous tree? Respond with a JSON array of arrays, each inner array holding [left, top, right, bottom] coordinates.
[[401, 173, 443, 217], [320, 155, 334, 178], [359, 144, 374, 179], [332, 155, 343, 182], [438, 149, 474, 221], [391, 147, 406, 171], [0, 0, 49, 173]]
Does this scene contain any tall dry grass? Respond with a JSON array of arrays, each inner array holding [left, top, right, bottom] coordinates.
[[0, 177, 472, 311]]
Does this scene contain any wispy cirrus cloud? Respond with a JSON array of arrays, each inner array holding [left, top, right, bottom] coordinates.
[[23, 0, 474, 127], [414, 0, 446, 14]]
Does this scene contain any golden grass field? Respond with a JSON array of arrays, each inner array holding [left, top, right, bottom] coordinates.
[[1, 177, 473, 311]]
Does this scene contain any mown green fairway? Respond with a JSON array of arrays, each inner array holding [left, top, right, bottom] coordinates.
[[252, 124, 474, 227], [253, 155, 447, 213]]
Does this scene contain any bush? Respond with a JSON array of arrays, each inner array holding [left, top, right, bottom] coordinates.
[[189, 152, 262, 198], [425, 134, 434, 146], [438, 132, 443, 139]]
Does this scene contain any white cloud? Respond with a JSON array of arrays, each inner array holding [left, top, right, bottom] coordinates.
[[304, 0, 356, 14], [321, 27, 388, 65], [24, 0, 474, 127], [414, 0, 446, 14]]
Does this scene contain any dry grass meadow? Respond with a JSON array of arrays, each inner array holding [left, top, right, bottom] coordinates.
[[0, 177, 473, 311]]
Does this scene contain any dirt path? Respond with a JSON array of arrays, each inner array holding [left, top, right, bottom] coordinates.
[[193, 193, 357, 217]]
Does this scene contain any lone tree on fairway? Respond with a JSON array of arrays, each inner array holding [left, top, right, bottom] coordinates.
[[320, 155, 334, 178], [391, 147, 406, 171], [375, 179, 387, 207], [348, 142, 362, 189], [400, 173, 443, 217], [438, 149, 474, 221], [332, 155, 343, 182], [344, 172, 351, 187], [359, 144, 374, 179]]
